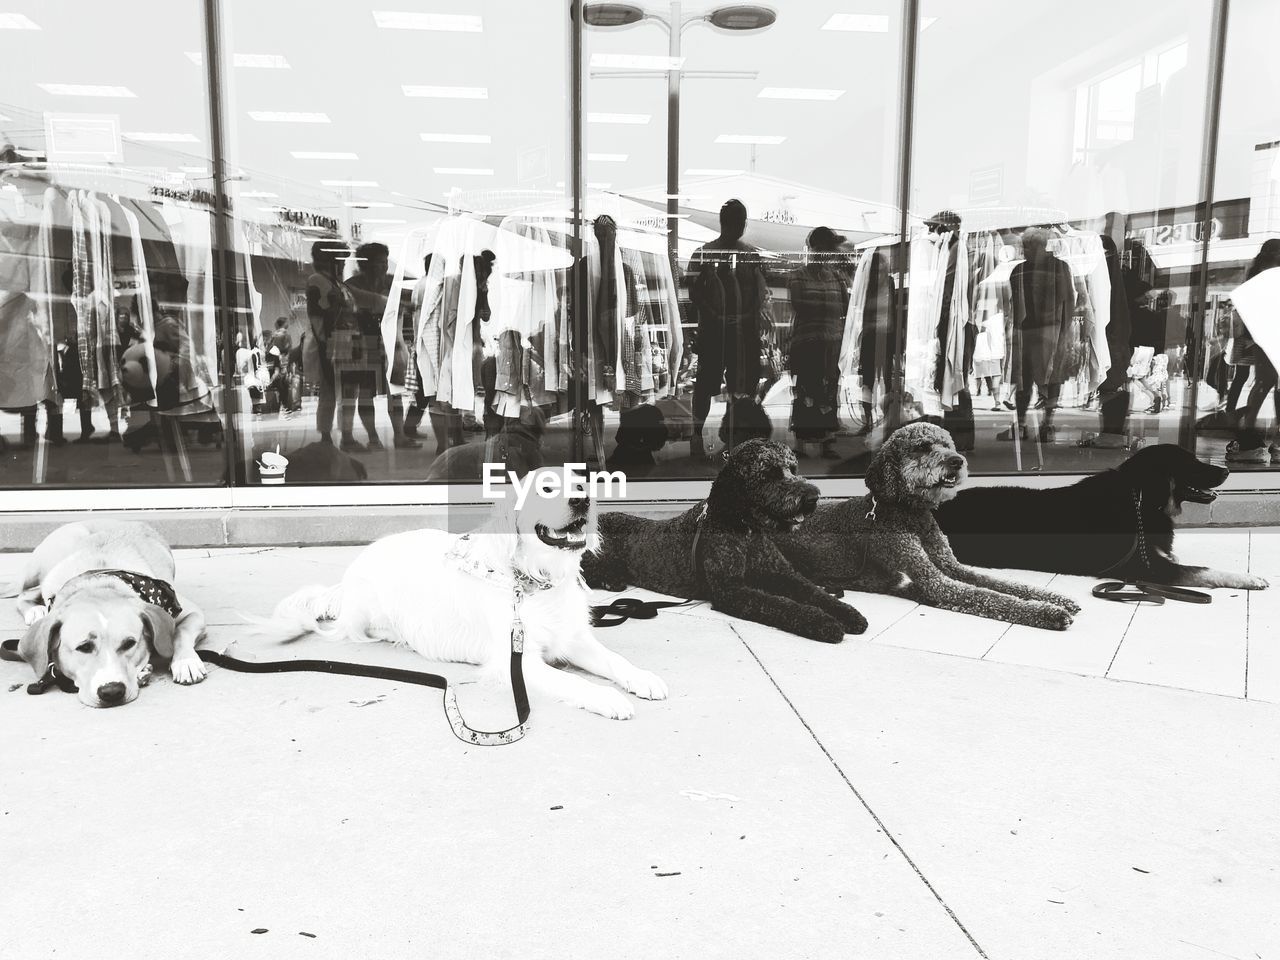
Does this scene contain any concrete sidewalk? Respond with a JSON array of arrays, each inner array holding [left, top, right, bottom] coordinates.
[[2, 537, 1278, 960]]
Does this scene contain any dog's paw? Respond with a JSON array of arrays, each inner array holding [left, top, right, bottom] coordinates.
[[619, 667, 668, 701], [1245, 575, 1270, 590], [23, 604, 47, 626], [804, 615, 847, 644], [1031, 602, 1074, 631], [582, 684, 635, 720], [835, 604, 868, 635], [170, 655, 208, 685], [1044, 593, 1081, 615]]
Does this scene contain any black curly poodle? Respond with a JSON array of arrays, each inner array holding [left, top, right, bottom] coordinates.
[[582, 439, 867, 643]]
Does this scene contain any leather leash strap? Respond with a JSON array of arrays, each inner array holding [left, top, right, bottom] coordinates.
[[1092, 581, 1212, 605], [590, 502, 708, 629], [2, 585, 532, 746]]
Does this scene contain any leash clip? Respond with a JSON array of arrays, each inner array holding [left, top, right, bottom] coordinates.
[[865, 496, 878, 522]]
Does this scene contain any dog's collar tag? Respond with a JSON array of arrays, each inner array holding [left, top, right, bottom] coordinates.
[[865, 496, 878, 522]]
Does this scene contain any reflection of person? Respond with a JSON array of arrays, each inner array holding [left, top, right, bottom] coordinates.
[[304, 241, 350, 445], [1228, 239, 1280, 463], [686, 199, 774, 459], [1000, 227, 1075, 443], [787, 226, 848, 459], [345, 242, 421, 449]]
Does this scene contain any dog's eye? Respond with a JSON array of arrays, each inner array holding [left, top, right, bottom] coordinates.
[[120, 638, 137, 651], [75, 641, 95, 654]]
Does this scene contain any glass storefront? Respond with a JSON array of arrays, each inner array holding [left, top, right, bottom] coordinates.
[[1, 0, 1276, 492]]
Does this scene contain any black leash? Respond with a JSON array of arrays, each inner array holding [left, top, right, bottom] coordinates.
[[590, 502, 709, 629], [1091, 581, 1212, 605], [2, 634, 529, 745], [1091, 488, 1212, 605]]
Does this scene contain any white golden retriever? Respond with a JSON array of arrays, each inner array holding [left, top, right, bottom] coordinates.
[[249, 479, 667, 719]]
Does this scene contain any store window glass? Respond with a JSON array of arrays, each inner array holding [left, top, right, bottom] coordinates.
[[218, 1, 572, 485], [0, 1, 223, 487], [1198, 0, 1280, 470], [911, 0, 1214, 474], [584, 1, 904, 480]]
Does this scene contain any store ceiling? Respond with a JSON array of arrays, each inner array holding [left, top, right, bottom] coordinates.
[[2, 0, 1273, 247]]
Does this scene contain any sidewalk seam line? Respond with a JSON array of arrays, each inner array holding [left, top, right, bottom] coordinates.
[[731, 624, 990, 960]]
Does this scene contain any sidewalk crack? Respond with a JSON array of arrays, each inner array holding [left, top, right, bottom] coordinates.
[[731, 624, 990, 960]]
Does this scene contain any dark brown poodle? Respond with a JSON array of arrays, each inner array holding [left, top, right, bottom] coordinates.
[[582, 439, 867, 643], [773, 422, 1080, 631]]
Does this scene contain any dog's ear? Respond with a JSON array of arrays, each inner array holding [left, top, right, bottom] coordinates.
[[140, 604, 176, 662], [18, 614, 62, 681], [863, 448, 891, 499]]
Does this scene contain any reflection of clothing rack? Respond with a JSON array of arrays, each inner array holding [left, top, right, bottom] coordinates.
[[390, 213, 683, 417]]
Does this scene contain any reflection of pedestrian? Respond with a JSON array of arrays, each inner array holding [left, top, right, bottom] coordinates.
[[336, 242, 390, 452], [787, 226, 848, 459], [1000, 227, 1075, 443], [304, 241, 350, 444], [1228, 239, 1280, 463], [345, 242, 421, 449], [686, 199, 774, 459]]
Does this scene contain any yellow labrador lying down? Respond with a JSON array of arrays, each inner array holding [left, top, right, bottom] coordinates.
[[7, 520, 208, 707]]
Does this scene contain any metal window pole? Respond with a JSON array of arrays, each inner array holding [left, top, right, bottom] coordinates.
[[892, 0, 920, 411], [202, 0, 240, 487], [1183, 0, 1230, 452], [667, 1, 682, 276], [570, 0, 586, 464]]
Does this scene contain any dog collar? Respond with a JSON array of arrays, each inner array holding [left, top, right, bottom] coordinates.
[[444, 535, 558, 592], [50, 569, 182, 618]]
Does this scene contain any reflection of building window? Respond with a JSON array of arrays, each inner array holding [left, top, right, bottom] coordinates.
[[1072, 39, 1188, 163]]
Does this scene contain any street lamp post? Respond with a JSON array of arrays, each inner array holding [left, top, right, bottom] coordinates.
[[582, 3, 776, 273]]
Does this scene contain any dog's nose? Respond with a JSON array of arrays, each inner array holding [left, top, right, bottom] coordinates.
[[567, 495, 591, 516], [944, 453, 966, 470], [97, 682, 127, 705], [800, 491, 820, 515]]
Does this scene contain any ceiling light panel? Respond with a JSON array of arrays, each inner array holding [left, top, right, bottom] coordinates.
[[186, 51, 291, 68], [373, 11, 482, 31], [0, 13, 39, 28], [434, 167, 493, 175], [587, 112, 651, 124], [758, 87, 844, 101], [39, 84, 136, 97], [292, 151, 359, 160], [715, 134, 786, 144], [249, 111, 331, 123], [420, 133, 491, 143], [125, 132, 200, 142], [403, 85, 488, 99], [590, 53, 684, 70], [822, 14, 889, 32]]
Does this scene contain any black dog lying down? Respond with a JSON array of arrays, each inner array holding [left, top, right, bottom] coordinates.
[[582, 439, 867, 643], [934, 443, 1269, 590], [773, 422, 1079, 630]]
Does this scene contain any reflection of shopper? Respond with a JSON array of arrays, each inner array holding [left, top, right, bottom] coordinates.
[[345, 242, 421, 450], [1000, 227, 1075, 443], [1227, 239, 1280, 463], [686, 199, 774, 459], [304, 241, 350, 445], [787, 226, 848, 459]]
